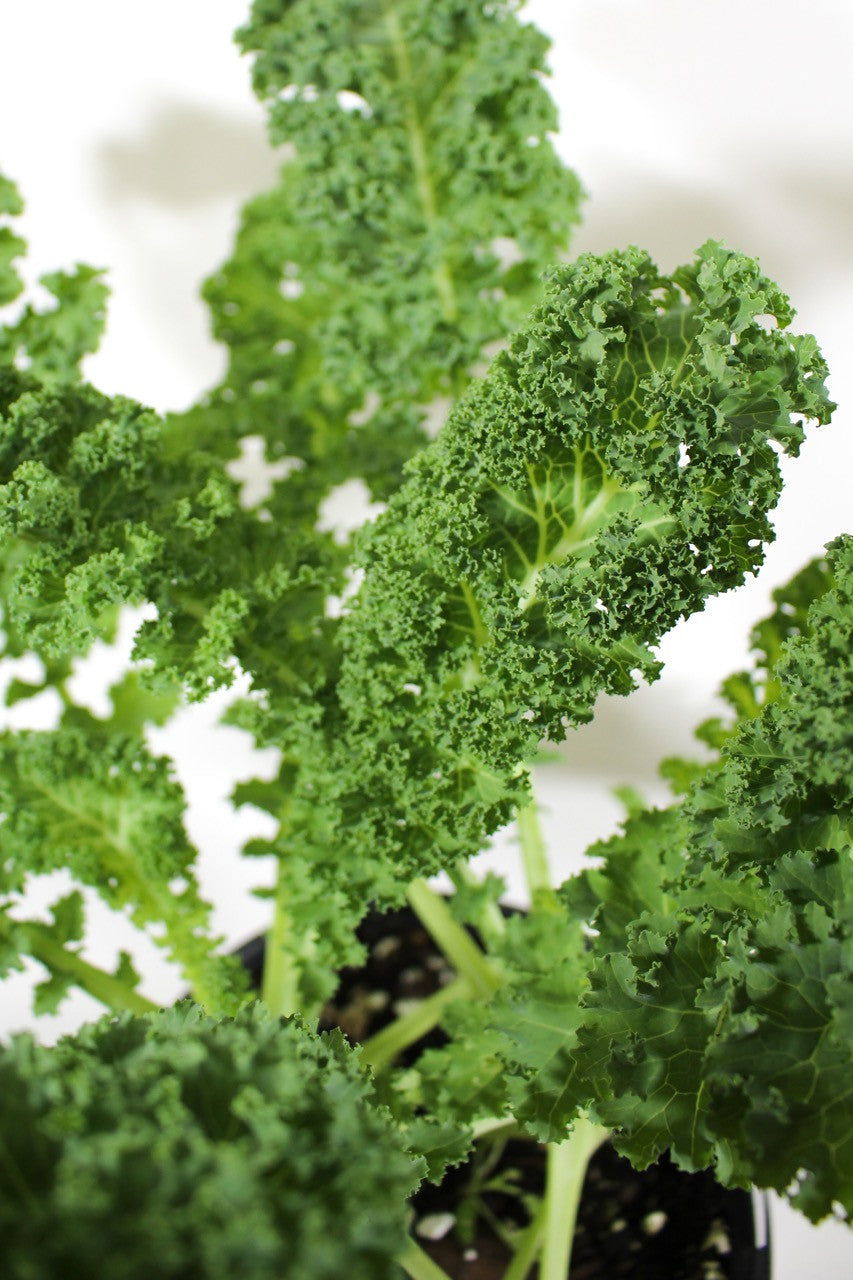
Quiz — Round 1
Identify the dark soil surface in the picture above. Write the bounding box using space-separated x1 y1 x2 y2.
236 906 768 1280
413 1138 761 1280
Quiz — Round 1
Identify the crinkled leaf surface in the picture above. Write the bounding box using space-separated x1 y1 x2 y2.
0 1003 423 1280
545 538 853 1221
181 0 581 499
0 686 244 1014
252 242 832 995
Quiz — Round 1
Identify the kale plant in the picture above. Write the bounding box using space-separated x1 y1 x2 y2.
0 3 848 1278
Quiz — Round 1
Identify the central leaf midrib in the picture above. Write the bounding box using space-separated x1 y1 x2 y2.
382 0 458 323
28 772 226 1003
514 472 626 611
28 775 184 938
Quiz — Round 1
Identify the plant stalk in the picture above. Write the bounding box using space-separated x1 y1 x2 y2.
406 878 502 997
17 921 158 1015
261 862 302 1018
470 1115 518 1142
397 1238 454 1280
539 1120 610 1280
502 1195 548 1280
516 796 558 908
360 975 472 1072
382 0 458 324
448 860 507 946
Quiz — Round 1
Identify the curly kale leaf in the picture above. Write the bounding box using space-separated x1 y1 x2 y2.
684 548 838 757
0 1003 423 1280
0 369 340 701
0 892 153 1019
0 181 270 698
0 173 107 383
275 243 831 939
0 684 245 1016
551 537 852 1221
0 367 250 690
0 174 26 307
183 0 581 502
0 265 109 387
0 377 166 659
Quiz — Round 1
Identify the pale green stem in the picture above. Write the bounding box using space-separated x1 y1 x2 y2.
502 1195 548 1280
470 1115 518 1142
18 921 159 1015
261 862 303 1018
406 878 501 997
397 1238 454 1280
516 797 557 907
360 975 473 1073
539 1120 610 1280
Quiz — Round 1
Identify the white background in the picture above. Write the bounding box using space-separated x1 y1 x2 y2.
0 2 851 1275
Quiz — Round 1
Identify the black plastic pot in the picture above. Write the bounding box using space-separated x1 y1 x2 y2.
236 907 771 1280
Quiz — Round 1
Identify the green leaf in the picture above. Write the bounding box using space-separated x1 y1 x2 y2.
3 266 109 385
704 922 853 1220
575 918 729 1171
0 900 157 1017
183 0 582 498
0 172 26 307
106 669 182 734
0 710 244 1014
0 382 165 660
276 242 833 945
411 1003 510 1129
548 538 853 1220
48 890 85 946
486 911 591 1141
114 950 142 991
0 173 108 380
33 970 76 1017
407 910 593 1144
401 1114 474 1182
0 1004 424 1280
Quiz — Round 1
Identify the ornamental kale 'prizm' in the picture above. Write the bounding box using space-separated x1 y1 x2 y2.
287 242 832 910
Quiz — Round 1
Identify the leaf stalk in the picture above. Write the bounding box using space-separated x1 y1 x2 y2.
16 920 158 1015
406 878 502 997
397 1237 455 1280
539 1120 609 1280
